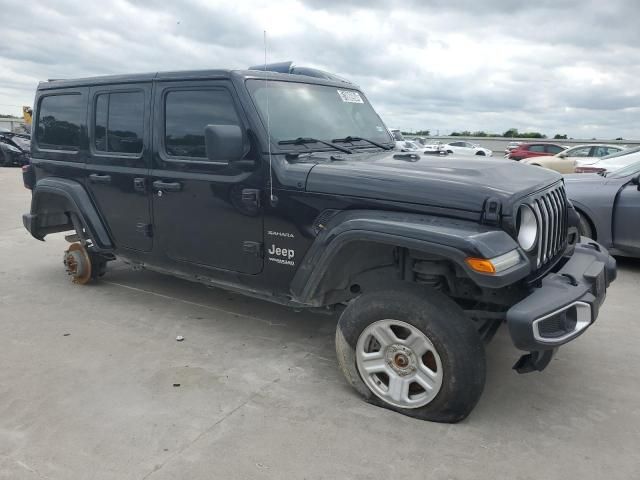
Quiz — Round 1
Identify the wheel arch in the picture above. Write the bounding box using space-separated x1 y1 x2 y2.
290 210 529 306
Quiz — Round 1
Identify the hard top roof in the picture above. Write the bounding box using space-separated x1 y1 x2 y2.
38 68 358 91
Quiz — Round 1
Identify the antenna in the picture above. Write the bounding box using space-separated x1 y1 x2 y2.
264 30 275 203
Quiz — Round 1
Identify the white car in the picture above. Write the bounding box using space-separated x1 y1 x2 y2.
444 141 492 157
573 145 630 170
575 147 640 173
395 140 421 152
521 144 625 174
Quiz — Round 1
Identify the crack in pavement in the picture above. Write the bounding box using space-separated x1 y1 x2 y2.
140 376 281 480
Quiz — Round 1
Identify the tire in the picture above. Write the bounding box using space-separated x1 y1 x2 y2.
577 211 594 239
475 151 486 156
335 286 486 423
446 150 453 155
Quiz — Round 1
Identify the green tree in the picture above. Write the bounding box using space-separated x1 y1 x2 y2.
553 134 568 140
503 128 519 138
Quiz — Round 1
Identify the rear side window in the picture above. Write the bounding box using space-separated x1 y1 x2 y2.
165 89 240 159
37 94 84 150
547 145 564 154
528 145 546 152
95 91 144 154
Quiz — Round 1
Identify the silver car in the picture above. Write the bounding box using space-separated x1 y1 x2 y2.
565 160 640 257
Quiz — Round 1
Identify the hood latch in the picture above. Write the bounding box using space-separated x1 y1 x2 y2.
482 197 502 225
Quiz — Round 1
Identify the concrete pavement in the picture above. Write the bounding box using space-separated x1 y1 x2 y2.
0 167 639 479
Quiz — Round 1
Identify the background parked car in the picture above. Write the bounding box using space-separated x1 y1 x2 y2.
507 142 565 161
443 141 492 156
521 144 625 174
504 141 523 155
575 147 640 174
565 159 640 257
0 128 30 166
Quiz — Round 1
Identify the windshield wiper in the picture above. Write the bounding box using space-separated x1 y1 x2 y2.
332 136 392 150
278 137 353 154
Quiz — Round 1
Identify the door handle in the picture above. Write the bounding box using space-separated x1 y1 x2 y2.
89 173 111 184
152 180 182 192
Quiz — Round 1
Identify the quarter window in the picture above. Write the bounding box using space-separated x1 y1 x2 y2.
94 91 144 154
165 89 240 159
37 94 84 150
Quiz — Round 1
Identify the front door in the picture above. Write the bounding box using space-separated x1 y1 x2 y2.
613 179 640 255
150 80 263 274
86 84 152 251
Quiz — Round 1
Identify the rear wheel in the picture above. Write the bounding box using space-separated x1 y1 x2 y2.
335 287 486 423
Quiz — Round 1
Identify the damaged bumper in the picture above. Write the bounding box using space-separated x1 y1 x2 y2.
507 239 617 373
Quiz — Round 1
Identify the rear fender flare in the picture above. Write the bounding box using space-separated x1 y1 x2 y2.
28 177 113 250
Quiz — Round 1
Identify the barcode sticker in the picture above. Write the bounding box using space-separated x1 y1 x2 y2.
337 89 364 103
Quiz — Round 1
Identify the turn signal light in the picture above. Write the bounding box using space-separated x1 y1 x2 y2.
465 257 496 274
465 250 522 275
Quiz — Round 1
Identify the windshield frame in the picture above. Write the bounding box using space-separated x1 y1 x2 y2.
244 77 394 154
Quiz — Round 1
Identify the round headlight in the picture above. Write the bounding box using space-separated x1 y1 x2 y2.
517 204 538 251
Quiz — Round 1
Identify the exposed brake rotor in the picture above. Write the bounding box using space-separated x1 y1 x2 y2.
63 243 92 284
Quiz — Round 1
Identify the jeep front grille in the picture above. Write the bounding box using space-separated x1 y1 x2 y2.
527 184 568 268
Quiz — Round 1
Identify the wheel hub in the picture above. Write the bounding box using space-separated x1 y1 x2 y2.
63 243 92 284
385 344 416 376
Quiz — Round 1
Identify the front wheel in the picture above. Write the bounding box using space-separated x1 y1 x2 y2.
577 211 594 239
475 151 486 156
335 287 486 423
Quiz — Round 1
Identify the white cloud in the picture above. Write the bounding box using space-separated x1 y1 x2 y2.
0 0 638 138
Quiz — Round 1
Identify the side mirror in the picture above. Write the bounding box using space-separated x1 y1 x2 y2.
558 153 567 158
632 173 640 190
204 125 246 163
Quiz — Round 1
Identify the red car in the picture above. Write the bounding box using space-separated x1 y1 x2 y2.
507 142 566 161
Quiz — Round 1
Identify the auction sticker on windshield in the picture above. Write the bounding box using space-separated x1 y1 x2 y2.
337 89 364 103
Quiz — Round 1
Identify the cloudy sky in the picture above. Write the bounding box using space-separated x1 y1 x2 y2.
1 0 639 138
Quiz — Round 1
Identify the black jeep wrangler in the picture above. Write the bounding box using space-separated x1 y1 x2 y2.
22 64 616 423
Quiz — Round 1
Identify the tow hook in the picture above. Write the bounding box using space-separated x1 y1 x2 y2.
513 349 556 374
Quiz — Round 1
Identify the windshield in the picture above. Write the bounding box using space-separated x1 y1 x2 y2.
247 80 392 148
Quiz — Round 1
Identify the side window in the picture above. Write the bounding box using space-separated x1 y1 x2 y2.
37 94 84 150
94 91 144 155
568 146 591 157
165 89 240 159
547 145 564 154
529 145 545 153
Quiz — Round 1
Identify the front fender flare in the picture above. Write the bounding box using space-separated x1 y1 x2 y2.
291 210 530 305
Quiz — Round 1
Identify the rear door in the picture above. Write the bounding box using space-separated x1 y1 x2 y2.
150 80 264 274
87 84 152 251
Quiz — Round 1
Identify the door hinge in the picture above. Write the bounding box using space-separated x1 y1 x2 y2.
136 222 153 237
242 241 263 257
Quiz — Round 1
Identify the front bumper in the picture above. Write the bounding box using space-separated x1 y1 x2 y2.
506 239 616 371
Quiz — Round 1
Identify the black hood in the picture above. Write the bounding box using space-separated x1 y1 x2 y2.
305 152 561 213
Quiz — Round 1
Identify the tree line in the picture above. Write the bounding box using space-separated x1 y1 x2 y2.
401 128 575 140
